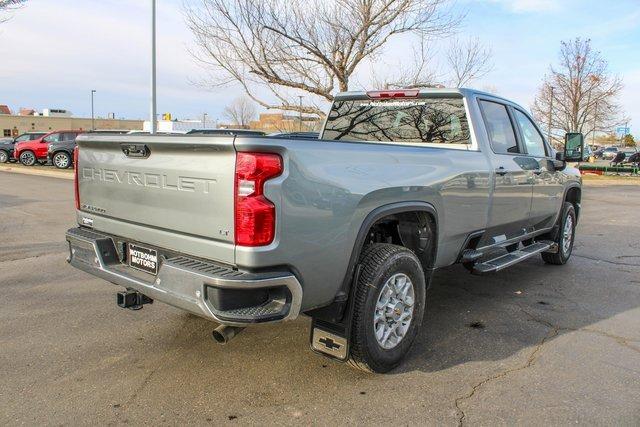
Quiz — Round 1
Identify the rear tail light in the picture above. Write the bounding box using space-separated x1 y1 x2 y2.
234 152 283 246
366 89 420 99
73 146 80 210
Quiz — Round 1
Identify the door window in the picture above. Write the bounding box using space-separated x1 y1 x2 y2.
513 109 547 157
479 100 519 154
43 133 61 143
61 132 77 141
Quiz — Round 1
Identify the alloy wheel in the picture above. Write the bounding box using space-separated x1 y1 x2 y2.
53 153 70 169
373 273 415 349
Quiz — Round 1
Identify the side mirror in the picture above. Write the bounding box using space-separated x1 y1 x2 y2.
564 132 584 162
553 151 566 170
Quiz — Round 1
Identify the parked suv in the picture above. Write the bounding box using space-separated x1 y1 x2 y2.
0 132 46 163
14 130 83 166
48 130 123 168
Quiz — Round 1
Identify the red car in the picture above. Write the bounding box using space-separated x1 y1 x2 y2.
14 130 83 166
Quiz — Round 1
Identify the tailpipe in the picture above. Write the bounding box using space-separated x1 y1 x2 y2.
212 325 245 344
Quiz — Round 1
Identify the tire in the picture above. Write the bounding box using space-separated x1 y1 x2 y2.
0 150 8 163
52 151 72 169
541 202 576 265
348 243 426 373
19 150 36 166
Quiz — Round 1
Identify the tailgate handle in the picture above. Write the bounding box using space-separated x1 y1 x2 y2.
121 144 150 158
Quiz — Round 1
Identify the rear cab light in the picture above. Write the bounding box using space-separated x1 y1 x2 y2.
234 152 283 246
366 89 420 99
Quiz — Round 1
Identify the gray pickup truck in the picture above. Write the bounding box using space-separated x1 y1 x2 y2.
66 88 582 373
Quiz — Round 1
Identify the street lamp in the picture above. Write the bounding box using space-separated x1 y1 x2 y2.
150 0 157 134
91 89 96 130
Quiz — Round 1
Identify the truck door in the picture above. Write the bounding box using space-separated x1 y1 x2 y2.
477 100 534 246
511 108 563 231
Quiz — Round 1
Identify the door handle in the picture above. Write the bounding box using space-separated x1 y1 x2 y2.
495 167 508 176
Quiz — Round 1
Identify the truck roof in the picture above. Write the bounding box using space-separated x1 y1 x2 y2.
333 87 527 113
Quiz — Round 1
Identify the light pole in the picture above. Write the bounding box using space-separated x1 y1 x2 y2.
91 89 96 130
298 95 303 131
547 86 554 144
150 0 157 134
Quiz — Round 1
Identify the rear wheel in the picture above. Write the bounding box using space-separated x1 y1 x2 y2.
0 150 8 163
19 150 36 166
542 202 576 265
52 151 71 169
348 243 426 373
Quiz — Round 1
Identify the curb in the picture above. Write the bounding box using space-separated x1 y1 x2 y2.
0 164 73 180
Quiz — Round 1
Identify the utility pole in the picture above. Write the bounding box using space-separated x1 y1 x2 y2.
90 89 96 130
150 0 157 134
298 96 303 132
547 86 554 144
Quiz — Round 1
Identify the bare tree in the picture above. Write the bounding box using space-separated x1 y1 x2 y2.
445 37 492 87
370 36 492 89
371 35 441 89
532 38 626 143
185 0 459 116
222 96 257 127
0 0 26 23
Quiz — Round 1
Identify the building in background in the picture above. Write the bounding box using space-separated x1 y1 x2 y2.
249 112 321 133
142 118 218 133
42 108 72 117
19 108 36 116
0 105 11 115
0 114 144 138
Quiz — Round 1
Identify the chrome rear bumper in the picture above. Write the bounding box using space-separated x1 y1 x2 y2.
65 227 302 326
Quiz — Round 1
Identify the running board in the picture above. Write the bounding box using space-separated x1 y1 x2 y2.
472 241 556 275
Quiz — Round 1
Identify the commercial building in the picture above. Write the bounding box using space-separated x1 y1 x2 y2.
249 112 321 133
0 114 144 137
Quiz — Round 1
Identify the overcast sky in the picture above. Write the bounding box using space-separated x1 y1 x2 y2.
0 0 638 136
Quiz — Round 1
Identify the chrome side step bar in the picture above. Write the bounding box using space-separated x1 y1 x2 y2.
472 241 556 275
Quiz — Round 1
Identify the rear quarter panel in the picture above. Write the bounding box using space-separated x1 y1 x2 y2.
234 137 492 310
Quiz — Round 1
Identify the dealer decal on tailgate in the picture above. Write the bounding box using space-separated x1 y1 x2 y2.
128 244 159 275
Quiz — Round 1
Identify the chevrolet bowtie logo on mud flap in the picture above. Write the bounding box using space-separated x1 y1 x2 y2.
311 328 348 360
319 337 342 350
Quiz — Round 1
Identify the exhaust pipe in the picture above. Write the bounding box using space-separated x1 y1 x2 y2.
212 325 245 344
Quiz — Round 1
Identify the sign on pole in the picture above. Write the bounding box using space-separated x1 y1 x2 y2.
616 126 630 137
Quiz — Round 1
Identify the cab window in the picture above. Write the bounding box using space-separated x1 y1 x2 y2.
479 100 519 154
513 109 547 157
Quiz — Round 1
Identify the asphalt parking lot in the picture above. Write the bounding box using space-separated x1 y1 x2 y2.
1 171 639 425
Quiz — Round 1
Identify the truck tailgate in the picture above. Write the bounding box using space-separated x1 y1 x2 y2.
76 135 236 263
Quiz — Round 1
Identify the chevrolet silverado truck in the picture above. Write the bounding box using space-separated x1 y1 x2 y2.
66 88 583 373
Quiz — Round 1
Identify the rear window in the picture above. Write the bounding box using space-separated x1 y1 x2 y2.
322 97 470 145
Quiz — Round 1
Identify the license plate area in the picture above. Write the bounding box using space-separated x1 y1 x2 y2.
127 243 159 275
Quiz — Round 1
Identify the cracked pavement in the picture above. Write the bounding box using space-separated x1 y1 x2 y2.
1 172 639 425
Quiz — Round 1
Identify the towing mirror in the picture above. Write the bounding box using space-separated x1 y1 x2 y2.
564 132 584 162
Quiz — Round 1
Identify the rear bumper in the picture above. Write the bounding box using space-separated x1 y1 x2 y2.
65 227 303 326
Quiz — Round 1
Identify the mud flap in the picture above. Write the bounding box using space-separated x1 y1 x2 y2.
310 319 349 361
308 265 364 362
